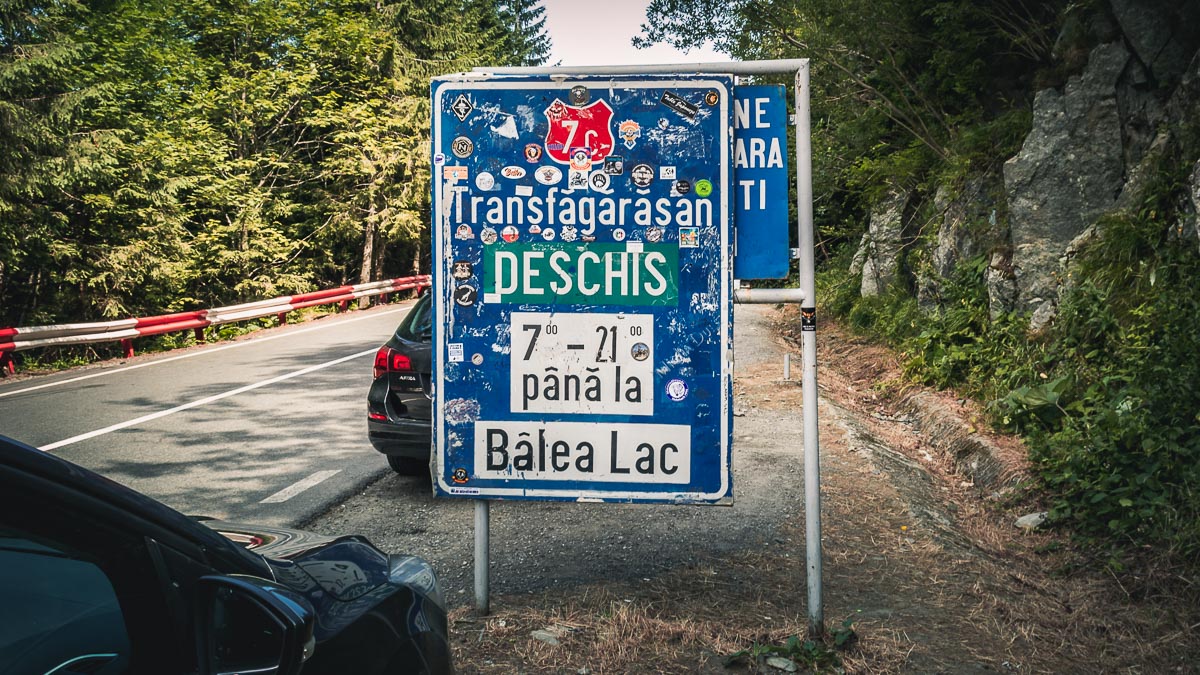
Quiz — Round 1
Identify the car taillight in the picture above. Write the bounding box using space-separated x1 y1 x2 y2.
373 346 412 379
373 347 389 378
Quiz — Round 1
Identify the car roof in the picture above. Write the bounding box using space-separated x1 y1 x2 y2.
0 434 271 576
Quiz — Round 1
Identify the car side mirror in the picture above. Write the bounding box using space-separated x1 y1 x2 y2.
196 575 316 675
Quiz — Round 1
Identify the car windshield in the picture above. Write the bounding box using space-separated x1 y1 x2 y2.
395 293 433 342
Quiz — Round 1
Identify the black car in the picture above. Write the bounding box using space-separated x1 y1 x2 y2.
0 434 452 674
368 291 434 475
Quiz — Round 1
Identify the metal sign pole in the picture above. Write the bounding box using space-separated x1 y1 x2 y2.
795 61 823 636
475 500 490 614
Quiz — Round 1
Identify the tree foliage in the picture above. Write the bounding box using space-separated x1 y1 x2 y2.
640 0 1062 246
720 2 1200 559
496 0 553 67
0 0 548 325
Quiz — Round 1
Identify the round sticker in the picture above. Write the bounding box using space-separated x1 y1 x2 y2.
631 163 653 188
452 468 469 484
501 166 526 179
541 228 556 241
704 90 719 106
471 353 484 365
666 379 689 402
501 225 519 243
569 85 590 105
590 171 611 191
560 225 578 243
433 153 446 165
675 179 691 195
480 227 498 245
475 171 495 191
631 342 649 361
524 144 543 163
612 228 626 242
645 226 664 243
695 179 713 197
536 166 563 185
453 285 477 307
451 136 473 158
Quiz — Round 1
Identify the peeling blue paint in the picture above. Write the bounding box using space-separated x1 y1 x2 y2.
431 75 735 504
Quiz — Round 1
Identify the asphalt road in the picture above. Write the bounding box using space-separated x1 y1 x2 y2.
0 301 419 527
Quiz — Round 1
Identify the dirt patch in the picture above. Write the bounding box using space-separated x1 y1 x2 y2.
800 308 1030 497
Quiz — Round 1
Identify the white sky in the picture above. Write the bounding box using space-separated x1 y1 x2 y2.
542 0 724 67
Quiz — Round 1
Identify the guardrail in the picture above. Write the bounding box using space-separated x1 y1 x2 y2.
0 275 430 375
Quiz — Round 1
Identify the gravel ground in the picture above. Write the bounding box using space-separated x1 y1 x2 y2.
304 303 806 605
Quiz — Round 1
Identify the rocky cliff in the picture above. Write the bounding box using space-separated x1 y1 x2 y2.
854 0 1200 328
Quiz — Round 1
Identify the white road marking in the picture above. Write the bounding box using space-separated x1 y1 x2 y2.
38 348 377 451
0 304 412 400
260 470 342 503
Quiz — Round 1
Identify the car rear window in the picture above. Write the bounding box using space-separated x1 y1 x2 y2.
395 293 433 342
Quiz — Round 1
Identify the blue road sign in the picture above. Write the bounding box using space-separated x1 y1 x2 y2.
733 85 790 280
430 75 734 504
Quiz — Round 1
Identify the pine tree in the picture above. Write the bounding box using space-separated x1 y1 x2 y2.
496 0 552 67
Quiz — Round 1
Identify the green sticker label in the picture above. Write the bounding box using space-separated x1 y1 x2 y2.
694 179 713 197
485 242 678 306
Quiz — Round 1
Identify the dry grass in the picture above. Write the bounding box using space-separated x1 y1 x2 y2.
448 544 911 674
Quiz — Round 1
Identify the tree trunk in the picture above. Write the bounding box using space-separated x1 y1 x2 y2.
372 228 386 281
360 186 377 285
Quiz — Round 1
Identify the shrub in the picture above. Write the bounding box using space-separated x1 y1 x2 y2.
824 197 1200 559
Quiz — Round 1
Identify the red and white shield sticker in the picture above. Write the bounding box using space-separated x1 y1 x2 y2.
543 99 615 165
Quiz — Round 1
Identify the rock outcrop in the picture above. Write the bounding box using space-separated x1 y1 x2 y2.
917 172 1006 311
1003 41 1129 325
858 189 912 296
877 1 1200 326
1189 160 1200 251
1109 0 1200 85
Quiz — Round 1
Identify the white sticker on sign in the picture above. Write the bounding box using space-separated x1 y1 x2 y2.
448 343 464 362
510 312 654 416
474 420 690 483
